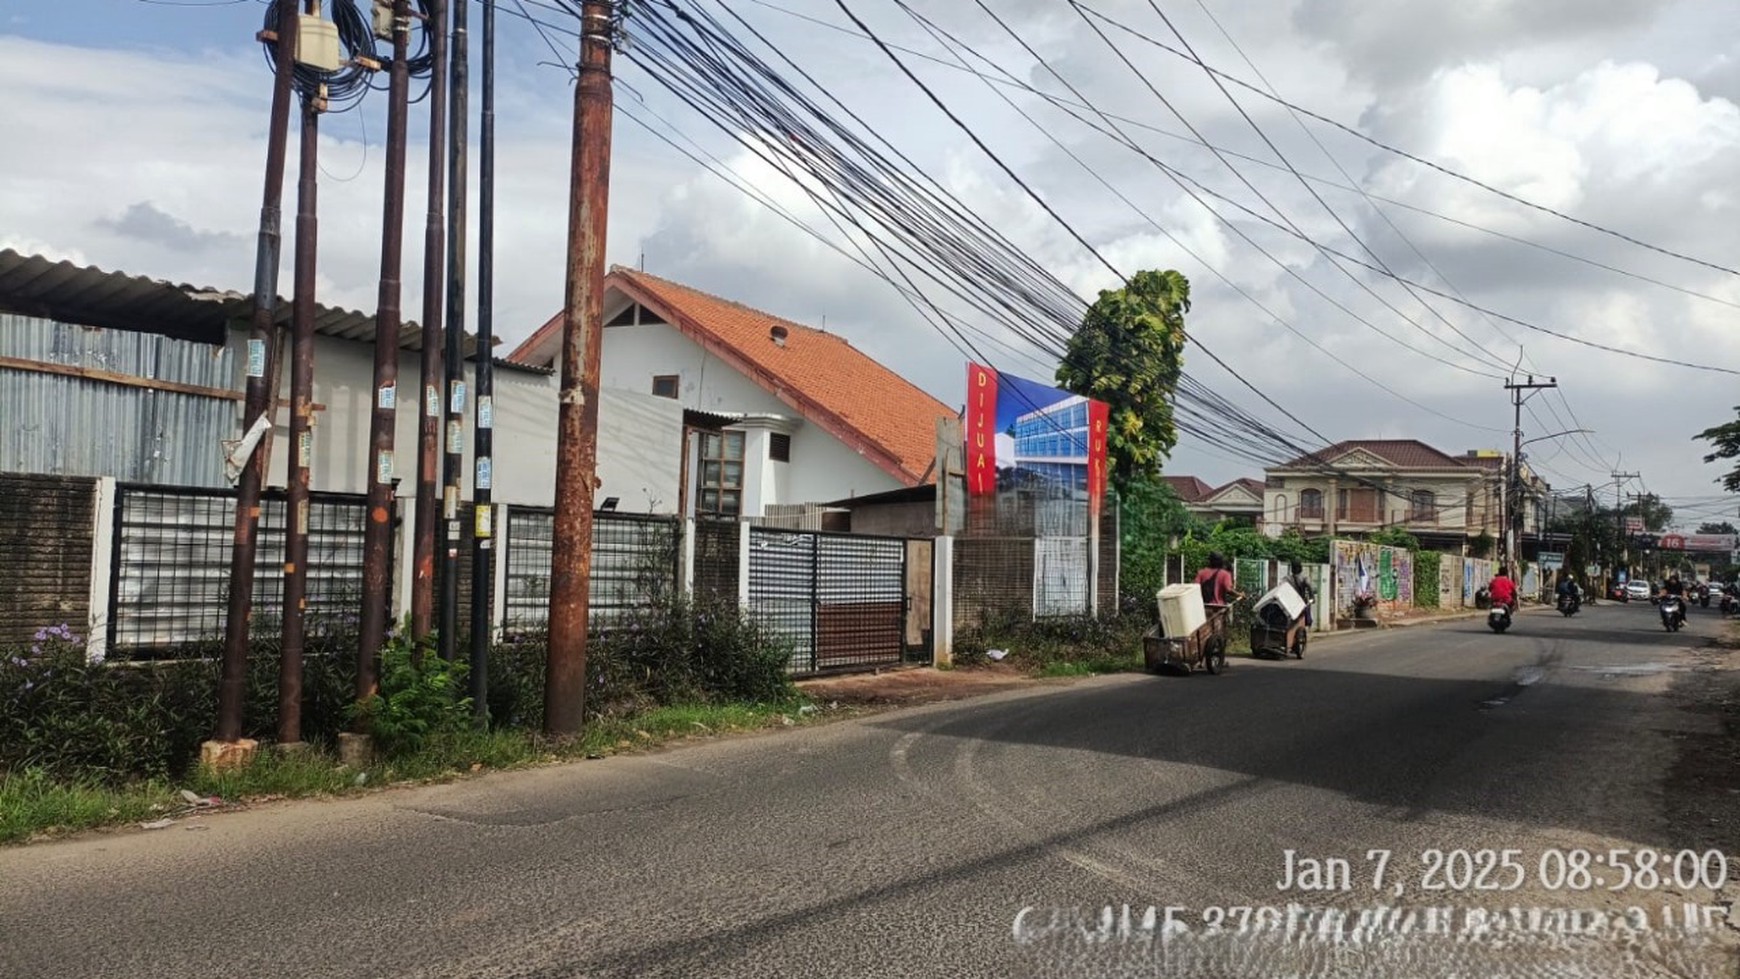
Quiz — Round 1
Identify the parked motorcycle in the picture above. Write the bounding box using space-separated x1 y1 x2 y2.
1557 592 1580 617
1660 595 1686 632
1488 603 1513 633
1721 591 1737 617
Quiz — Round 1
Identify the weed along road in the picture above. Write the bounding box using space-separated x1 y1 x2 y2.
4 604 1739 978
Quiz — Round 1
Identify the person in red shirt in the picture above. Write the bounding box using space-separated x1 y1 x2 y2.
1195 552 1243 611
1488 566 1517 610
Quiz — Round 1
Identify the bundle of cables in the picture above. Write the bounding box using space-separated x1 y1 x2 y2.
260 0 382 112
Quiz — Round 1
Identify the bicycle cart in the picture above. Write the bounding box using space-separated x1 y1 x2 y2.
1143 604 1231 676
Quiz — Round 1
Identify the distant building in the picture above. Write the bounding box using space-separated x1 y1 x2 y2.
1011 395 1090 496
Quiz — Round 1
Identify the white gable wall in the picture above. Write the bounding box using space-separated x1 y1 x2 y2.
592 321 904 512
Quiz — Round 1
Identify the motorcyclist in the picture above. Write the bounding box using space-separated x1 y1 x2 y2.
1663 574 1686 600
1488 566 1517 612
1556 573 1580 610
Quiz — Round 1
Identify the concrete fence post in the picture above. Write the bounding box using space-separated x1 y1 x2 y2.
681 517 696 596
392 493 416 628
932 535 954 668
85 476 118 663
492 504 510 638
737 519 752 607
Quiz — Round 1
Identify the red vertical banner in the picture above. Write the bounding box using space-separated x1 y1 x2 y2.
965 363 999 496
1087 399 1110 521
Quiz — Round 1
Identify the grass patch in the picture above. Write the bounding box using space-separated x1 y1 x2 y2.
0 770 173 845
955 614 1151 675
2 699 823 845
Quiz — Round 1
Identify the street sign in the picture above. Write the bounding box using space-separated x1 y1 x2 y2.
1539 552 1564 570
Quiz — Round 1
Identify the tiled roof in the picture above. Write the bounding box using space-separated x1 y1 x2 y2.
1212 477 1267 500
509 268 954 486
1280 439 1474 471
1163 475 1215 502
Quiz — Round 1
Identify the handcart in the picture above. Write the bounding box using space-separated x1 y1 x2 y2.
1249 581 1310 659
1143 588 1230 676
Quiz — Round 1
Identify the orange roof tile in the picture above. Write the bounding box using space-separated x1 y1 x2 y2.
510 268 955 487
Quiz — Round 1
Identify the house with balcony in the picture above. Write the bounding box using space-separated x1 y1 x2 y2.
1262 440 1545 554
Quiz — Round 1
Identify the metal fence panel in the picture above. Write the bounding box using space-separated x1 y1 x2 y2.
814 533 904 672
747 528 816 673
692 518 740 601
502 509 679 633
1034 537 1090 617
110 484 371 651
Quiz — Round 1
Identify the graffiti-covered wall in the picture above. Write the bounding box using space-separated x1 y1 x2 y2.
1331 540 1414 619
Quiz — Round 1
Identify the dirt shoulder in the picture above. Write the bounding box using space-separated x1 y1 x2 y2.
795 663 1049 708
1662 626 1740 853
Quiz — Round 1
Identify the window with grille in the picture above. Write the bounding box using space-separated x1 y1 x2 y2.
1299 488 1324 518
651 374 679 399
1410 489 1437 522
770 432 791 463
698 431 745 517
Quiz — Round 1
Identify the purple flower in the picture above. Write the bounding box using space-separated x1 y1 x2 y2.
30 644 42 656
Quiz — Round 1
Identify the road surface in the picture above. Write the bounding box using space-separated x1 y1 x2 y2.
3 601 1737 977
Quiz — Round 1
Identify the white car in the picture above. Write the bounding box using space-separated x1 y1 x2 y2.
1624 580 1652 601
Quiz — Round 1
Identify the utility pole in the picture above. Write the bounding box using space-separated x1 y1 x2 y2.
439 0 470 663
280 11 325 749
469 0 497 724
358 0 412 708
212 0 299 760
413 0 449 644
1613 471 1640 580
545 0 617 737
1504 375 1557 574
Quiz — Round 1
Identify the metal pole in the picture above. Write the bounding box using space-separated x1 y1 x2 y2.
413 0 449 644
216 0 299 746
280 64 322 748
469 0 496 723
358 0 412 703
544 0 615 737
440 0 469 662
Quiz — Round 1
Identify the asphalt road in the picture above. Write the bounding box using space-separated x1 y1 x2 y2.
4 601 1738 978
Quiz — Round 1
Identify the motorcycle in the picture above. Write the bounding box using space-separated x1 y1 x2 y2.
1698 585 1711 609
1557 592 1580 617
1722 593 1737 617
1488 602 1513 633
1660 595 1686 632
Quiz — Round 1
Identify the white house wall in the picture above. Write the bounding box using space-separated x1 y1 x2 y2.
593 322 904 509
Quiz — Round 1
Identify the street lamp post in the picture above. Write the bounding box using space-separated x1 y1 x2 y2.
1507 429 1594 576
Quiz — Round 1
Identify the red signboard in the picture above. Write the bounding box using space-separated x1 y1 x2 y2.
965 364 998 495
1088 399 1110 522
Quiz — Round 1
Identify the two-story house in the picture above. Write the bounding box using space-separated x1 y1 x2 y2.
509 267 955 520
1164 475 1266 528
1262 439 1545 554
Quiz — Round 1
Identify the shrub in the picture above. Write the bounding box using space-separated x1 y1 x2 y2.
954 611 1146 672
349 630 471 757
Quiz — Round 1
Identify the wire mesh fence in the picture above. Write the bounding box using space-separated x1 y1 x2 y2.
501 508 680 634
692 517 740 601
745 527 906 674
109 483 374 653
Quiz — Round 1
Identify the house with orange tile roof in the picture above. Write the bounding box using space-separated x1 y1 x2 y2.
508 267 956 520
1164 475 1267 528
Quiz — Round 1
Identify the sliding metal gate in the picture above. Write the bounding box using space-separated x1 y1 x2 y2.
747 527 907 675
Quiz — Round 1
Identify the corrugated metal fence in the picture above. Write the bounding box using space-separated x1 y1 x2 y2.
501 508 680 634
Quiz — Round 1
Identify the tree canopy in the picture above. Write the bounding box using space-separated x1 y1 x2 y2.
1696 409 1740 493
1056 269 1188 487
1698 522 1738 535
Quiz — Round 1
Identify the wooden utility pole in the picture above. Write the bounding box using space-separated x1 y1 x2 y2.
544 0 617 737
413 0 449 643
440 0 470 663
358 0 413 706
280 24 325 748
470 0 497 724
212 0 299 758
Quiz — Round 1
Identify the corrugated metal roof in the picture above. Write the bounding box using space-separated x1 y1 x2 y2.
0 249 549 374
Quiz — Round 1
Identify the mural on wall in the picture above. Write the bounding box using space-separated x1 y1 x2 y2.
1332 540 1413 618
1439 554 1461 608
1463 558 1496 605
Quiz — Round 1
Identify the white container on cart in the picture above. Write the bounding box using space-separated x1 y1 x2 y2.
1158 583 1207 638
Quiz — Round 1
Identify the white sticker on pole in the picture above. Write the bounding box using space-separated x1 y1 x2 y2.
443 485 458 519
297 431 312 468
478 395 493 430
425 384 440 418
247 339 267 378
447 420 463 454
378 382 396 410
476 456 492 490
376 449 394 484
450 380 466 414
475 505 493 539
296 498 309 536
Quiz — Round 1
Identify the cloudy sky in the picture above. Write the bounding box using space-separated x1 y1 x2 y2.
3 0 1738 526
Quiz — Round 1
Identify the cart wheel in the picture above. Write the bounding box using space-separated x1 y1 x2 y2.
1203 636 1227 675
1292 631 1307 659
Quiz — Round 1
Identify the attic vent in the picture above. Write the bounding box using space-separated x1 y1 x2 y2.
770 325 788 347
